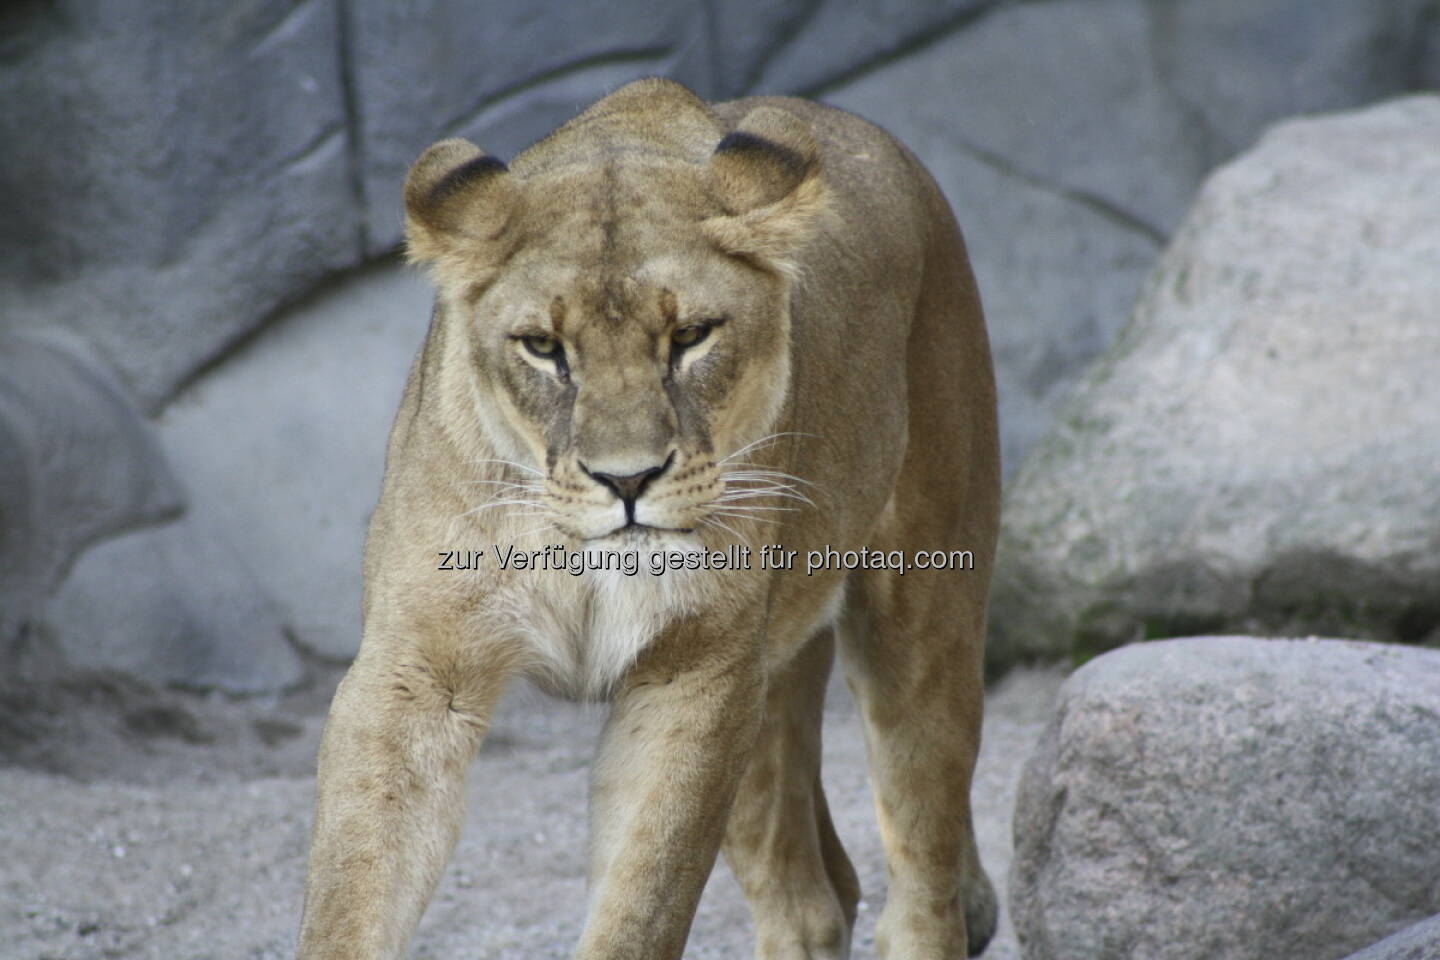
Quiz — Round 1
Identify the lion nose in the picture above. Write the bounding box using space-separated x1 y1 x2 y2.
582 454 672 516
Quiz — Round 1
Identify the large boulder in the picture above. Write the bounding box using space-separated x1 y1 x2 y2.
156 261 433 660
0 0 362 408
2 259 429 690
822 0 1440 475
1010 637 1440 960
0 331 182 649
989 95 1440 669
1340 914 1440 960
0 330 301 694
39 513 303 694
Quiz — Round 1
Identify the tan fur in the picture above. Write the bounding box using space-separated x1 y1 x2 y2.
297 77 1000 960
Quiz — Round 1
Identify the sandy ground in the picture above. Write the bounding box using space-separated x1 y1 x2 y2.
0 660 1063 960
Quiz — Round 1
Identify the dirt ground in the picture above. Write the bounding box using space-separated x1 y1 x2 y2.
0 659 1063 960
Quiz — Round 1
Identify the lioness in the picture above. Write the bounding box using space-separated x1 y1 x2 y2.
297 77 999 960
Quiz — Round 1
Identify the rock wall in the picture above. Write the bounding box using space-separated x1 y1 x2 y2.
0 0 359 410
823 0 1439 471
2 1 1437 688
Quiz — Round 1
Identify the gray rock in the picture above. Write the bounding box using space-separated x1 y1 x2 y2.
1010 636 1440 960
156 260 433 660
0 330 300 694
0 0 361 407
1341 913 1440 960
0 330 182 648
989 95 1440 669
40 514 302 694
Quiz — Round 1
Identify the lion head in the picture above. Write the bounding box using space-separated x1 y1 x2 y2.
403 79 828 544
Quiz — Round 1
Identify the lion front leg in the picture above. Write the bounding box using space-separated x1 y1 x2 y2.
722 627 858 960
578 618 765 960
296 635 514 960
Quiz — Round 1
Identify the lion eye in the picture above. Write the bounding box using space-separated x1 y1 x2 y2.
672 323 713 350
522 334 561 359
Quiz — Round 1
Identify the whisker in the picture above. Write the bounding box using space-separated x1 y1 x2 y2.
465 480 545 496
717 484 811 499
709 503 797 513
721 477 807 490
700 515 749 543
459 498 545 518
471 457 544 477
724 468 820 490
718 498 812 512
710 510 782 525
718 432 819 464
717 487 815 508
466 479 543 488
474 493 546 507
710 504 784 517
723 473 819 493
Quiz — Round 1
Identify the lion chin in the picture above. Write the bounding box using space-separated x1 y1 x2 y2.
297 76 1001 960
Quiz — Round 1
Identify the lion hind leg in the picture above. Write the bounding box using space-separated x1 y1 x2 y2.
838 566 997 959
721 627 858 960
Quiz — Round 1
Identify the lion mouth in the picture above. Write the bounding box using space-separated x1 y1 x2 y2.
587 521 695 542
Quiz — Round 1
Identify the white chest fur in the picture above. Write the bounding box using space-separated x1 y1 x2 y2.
490 551 714 701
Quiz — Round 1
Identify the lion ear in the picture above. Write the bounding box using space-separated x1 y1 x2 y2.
703 107 827 278
403 138 520 277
